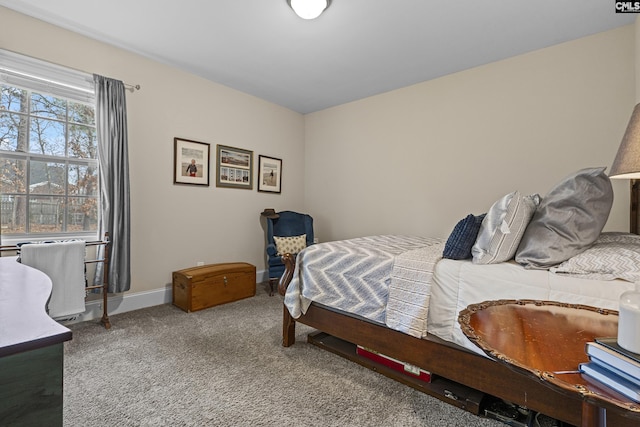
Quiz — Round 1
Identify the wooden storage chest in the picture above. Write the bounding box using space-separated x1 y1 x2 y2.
172 262 256 312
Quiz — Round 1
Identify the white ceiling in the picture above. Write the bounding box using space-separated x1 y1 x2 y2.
0 1 635 114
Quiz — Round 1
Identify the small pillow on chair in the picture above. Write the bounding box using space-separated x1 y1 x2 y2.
273 234 307 256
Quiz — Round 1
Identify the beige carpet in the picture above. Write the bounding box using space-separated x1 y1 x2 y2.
63 287 504 426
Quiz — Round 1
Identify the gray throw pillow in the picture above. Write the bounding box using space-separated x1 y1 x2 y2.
471 191 540 265
515 167 613 269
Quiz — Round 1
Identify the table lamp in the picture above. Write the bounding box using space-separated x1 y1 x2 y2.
610 102 640 354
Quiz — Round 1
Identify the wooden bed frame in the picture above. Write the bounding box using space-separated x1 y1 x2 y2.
277 254 638 427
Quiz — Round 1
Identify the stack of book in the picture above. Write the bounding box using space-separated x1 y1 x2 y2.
579 337 640 402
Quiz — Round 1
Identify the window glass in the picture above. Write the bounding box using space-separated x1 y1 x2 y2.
69 101 95 125
0 83 97 237
29 195 64 233
30 161 66 194
1 195 26 233
29 117 66 156
68 163 98 196
30 93 66 120
0 112 24 151
67 196 98 232
69 123 97 159
0 158 26 193
0 85 27 113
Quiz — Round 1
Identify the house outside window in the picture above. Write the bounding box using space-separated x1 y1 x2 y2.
0 50 98 240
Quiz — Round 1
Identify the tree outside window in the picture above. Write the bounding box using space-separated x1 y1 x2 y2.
0 84 98 236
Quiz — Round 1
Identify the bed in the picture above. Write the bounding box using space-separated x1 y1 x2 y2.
276 168 640 427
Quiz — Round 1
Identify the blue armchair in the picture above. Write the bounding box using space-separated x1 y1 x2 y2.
265 210 314 295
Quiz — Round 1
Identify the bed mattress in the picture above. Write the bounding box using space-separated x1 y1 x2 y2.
428 259 635 355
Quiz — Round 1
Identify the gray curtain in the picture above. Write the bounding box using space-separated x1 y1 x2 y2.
93 74 131 293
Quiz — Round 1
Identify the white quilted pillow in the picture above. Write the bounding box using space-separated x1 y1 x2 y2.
273 234 307 256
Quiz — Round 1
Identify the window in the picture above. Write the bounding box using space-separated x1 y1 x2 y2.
0 50 98 239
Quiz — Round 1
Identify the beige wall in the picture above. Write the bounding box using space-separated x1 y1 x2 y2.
304 25 635 242
1 7 637 301
1 7 306 294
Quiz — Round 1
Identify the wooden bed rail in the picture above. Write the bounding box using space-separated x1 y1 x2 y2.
0 233 112 329
278 253 297 348
277 253 296 297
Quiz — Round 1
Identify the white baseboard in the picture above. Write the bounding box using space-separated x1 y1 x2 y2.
64 268 269 325
71 285 173 325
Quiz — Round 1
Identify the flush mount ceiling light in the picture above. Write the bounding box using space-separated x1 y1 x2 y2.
288 0 331 20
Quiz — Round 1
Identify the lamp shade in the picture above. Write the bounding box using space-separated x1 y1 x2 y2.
288 0 330 20
610 103 640 179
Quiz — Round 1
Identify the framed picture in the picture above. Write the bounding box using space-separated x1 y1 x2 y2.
216 144 253 189
174 138 210 186
257 155 282 194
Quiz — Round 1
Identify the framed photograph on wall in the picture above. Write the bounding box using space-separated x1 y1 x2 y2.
174 137 210 186
257 155 282 194
216 144 253 189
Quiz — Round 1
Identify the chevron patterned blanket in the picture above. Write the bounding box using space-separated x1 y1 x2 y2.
283 235 445 337
550 232 640 282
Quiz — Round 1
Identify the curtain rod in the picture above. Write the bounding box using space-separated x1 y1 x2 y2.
1 48 141 93
124 83 141 93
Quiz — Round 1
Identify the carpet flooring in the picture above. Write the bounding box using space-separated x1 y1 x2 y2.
63 286 504 426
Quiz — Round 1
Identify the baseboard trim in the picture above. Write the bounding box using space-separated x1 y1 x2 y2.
70 286 173 325
65 268 268 326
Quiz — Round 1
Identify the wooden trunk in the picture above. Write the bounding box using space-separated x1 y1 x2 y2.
172 262 256 312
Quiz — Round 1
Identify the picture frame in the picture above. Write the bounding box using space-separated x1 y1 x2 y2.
174 137 210 186
257 155 282 194
216 144 253 189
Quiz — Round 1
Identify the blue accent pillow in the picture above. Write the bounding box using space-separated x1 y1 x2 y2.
443 214 486 260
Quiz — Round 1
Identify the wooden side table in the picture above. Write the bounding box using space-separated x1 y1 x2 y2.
459 299 640 427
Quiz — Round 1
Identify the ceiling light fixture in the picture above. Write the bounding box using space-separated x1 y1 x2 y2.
288 0 331 20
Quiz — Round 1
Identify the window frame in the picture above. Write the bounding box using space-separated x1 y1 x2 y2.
0 50 99 243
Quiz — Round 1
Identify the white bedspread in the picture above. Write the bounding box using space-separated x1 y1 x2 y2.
427 259 636 356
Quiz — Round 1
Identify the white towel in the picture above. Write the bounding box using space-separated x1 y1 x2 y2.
20 240 86 319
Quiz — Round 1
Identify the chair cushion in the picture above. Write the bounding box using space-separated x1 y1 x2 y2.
273 234 307 256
